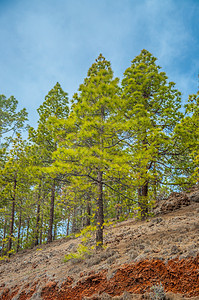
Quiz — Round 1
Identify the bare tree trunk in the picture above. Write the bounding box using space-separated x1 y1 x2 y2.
96 104 105 250
96 171 104 250
1 217 7 256
35 203 40 246
8 177 17 253
21 225 24 248
16 208 22 252
80 205 84 229
142 183 148 217
35 184 41 246
40 214 43 245
66 214 70 236
86 194 91 226
26 217 30 242
47 180 55 243
72 206 78 233
53 223 57 240
138 182 148 220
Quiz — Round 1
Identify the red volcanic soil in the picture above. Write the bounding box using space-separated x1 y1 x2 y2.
1 256 199 299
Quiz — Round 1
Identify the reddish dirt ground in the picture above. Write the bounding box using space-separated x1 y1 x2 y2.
1 256 199 299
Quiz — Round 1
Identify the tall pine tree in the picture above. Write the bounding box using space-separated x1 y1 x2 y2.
29 82 69 243
52 55 125 249
121 49 182 218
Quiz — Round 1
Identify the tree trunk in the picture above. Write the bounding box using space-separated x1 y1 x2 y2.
138 182 148 220
1 217 7 256
47 180 55 243
86 194 91 226
96 171 104 250
21 225 24 248
71 206 78 233
53 223 57 240
26 217 30 242
142 183 149 217
40 214 43 245
66 215 70 236
8 178 17 253
16 208 22 252
35 184 41 246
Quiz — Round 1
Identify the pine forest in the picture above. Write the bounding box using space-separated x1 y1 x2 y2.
0 50 198 256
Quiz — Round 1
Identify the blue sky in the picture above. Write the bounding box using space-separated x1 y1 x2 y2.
0 0 199 128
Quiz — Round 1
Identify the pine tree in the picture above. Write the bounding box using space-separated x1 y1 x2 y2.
0 94 28 140
52 54 125 249
29 82 69 243
0 134 30 253
121 49 182 218
174 91 199 185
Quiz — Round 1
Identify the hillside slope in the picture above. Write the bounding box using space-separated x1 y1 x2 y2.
0 187 199 300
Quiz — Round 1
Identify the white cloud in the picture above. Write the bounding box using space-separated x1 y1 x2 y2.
0 0 198 126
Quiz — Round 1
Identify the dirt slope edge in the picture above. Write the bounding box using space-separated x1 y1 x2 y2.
0 256 199 299
0 187 199 299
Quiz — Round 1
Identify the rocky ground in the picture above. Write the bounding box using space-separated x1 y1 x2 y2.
0 186 199 299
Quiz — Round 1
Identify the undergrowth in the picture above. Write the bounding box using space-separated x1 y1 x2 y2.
64 222 113 262
63 225 96 262
149 283 166 300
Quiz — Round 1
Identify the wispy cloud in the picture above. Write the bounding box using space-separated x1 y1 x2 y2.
0 0 198 127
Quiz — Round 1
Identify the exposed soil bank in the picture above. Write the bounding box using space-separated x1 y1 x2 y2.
1 256 199 299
